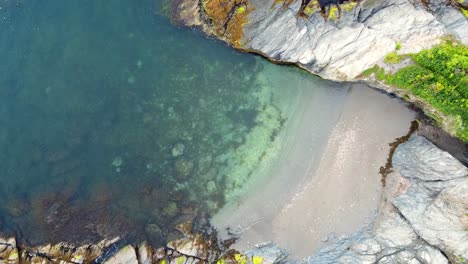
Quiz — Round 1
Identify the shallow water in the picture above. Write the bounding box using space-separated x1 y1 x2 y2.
213 85 415 259
0 0 352 245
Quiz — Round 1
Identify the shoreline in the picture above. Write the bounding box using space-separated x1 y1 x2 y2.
171 0 468 145
0 84 463 263
211 83 416 259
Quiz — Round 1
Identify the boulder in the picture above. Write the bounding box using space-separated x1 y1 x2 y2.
243 242 288 264
103 246 138 264
138 242 153 264
303 211 448 264
392 135 467 181
167 234 210 260
392 135 468 262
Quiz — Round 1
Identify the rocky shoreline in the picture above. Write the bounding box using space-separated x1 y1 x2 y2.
1 0 467 263
171 0 467 140
1 134 466 263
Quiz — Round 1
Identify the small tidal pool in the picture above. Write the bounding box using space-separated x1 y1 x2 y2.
0 0 350 246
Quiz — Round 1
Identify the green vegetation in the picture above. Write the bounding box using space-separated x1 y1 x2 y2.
342 2 357 11
362 41 468 141
396 42 402 50
328 6 338 20
461 7 468 18
384 51 405 64
455 255 467 264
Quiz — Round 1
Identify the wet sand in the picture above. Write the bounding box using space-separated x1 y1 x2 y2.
212 82 415 259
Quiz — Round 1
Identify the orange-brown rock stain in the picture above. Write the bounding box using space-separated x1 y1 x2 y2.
202 0 252 48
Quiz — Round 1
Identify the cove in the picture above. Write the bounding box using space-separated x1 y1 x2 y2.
0 0 414 256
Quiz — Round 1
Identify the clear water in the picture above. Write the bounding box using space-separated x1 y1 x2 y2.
0 0 348 246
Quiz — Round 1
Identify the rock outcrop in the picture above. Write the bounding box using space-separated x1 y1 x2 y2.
0 228 286 264
0 135 464 262
173 0 468 140
174 0 467 81
295 135 468 264
0 237 119 264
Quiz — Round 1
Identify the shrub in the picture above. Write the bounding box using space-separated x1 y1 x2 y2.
396 42 402 50
384 51 405 64
386 41 468 141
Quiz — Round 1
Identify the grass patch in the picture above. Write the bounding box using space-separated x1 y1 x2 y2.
384 51 405 64
360 41 468 141
304 0 319 15
386 41 468 141
361 65 380 77
396 42 402 50
328 6 338 20
342 2 357 11
461 7 468 18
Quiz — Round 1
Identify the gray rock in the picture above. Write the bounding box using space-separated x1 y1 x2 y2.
243 242 288 264
393 178 468 262
172 143 185 157
138 242 152 264
393 135 468 181
103 246 138 264
300 211 448 264
428 0 468 43
241 0 449 80
177 0 467 81
290 135 465 264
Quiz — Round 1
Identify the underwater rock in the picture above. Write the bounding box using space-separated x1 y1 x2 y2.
197 155 213 174
162 202 179 217
174 158 194 179
206 180 217 194
46 148 70 163
112 156 123 167
171 142 185 157
88 180 115 206
145 223 163 238
5 198 30 217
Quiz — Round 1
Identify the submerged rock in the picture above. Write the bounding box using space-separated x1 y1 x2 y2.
174 158 194 179
172 142 185 157
162 202 179 217
145 223 163 238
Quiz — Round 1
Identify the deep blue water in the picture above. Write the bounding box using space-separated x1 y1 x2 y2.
0 0 347 246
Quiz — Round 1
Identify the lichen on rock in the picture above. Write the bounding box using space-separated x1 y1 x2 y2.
201 0 252 47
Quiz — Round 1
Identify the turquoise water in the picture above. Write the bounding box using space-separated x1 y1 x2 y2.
0 0 347 246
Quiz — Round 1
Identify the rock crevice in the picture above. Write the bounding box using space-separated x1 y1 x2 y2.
300 135 467 264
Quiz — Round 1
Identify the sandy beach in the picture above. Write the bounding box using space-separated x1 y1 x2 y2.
212 82 415 259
